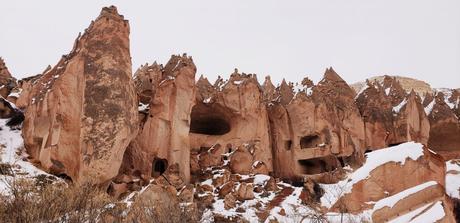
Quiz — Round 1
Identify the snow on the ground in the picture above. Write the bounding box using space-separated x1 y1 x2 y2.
325 210 372 223
435 88 459 109
385 87 391 96
0 118 52 195
446 160 460 199
320 142 424 208
201 172 276 222
387 202 432 223
389 200 445 223
392 98 407 114
424 99 435 115
265 187 314 223
373 181 437 211
138 102 149 111
355 85 369 99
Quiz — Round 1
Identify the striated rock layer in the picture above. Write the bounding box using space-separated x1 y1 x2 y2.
22 6 138 185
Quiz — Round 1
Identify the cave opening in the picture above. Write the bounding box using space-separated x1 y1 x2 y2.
298 156 340 175
151 158 168 178
190 104 232 135
300 135 322 149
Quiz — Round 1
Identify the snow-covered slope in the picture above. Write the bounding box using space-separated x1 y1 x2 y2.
0 118 53 195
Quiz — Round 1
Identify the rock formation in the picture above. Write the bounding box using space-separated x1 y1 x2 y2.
0 58 17 99
423 90 460 159
3 4 460 222
119 54 196 184
21 6 138 185
330 143 445 213
191 69 272 176
351 75 433 96
267 68 365 183
355 76 430 150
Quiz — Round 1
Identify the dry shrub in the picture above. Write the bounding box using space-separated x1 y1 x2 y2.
0 176 200 223
0 177 117 223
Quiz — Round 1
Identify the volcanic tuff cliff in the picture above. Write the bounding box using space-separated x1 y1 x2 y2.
20 6 138 185
1 5 459 222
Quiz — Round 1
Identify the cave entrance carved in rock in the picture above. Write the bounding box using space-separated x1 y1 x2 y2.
300 134 322 149
151 158 168 178
189 103 232 136
297 156 341 175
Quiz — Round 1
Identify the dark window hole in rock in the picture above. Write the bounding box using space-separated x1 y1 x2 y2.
151 158 168 178
300 135 322 149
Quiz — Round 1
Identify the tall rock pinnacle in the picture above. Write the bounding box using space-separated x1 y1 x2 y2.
22 6 138 185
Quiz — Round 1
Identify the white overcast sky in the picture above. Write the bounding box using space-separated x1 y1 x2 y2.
1 0 459 88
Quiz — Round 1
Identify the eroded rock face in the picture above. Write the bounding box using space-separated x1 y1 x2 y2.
191 69 272 176
22 6 138 185
355 76 430 150
424 91 460 159
332 145 445 213
267 68 365 182
119 54 197 183
0 58 17 99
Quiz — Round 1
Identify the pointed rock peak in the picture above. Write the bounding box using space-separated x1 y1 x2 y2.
262 75 274 87
0 57 12 78
301 77 314 88
320 66 346 84
280 78 290 88
197 74 211 85
407 89 418 101
98 5 124 20
163 54 196 77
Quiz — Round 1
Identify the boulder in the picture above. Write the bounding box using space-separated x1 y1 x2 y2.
331 143 445 213
236 182 254 201
219 181 235 198
22 6 138 185
224 193 237 210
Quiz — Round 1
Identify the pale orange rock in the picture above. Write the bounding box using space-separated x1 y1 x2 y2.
423 91 460 159
268 68 365 182
119 54 197 183
356 76 430 150
22 6 138 185
0 57 16 98
332 147 445 213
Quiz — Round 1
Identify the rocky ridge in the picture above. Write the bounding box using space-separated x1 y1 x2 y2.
0 5 459 223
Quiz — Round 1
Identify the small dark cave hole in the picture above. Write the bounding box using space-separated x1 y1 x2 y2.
151 158 168 178
300 135 321 149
